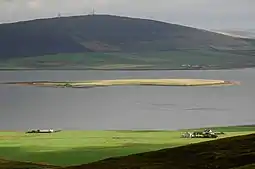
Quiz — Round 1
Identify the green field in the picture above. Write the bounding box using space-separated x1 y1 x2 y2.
1 49 255 70
0 126 254 167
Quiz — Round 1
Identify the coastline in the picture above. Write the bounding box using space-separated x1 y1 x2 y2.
0 66 254 71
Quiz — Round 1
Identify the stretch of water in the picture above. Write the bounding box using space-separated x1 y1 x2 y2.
0 69 254 130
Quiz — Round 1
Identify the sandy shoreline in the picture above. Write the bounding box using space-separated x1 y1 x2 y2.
4 79 240 88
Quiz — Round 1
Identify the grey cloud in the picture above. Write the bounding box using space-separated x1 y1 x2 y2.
0 0 254 29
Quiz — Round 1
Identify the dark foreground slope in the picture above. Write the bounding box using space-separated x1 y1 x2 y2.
65 134 255 169
0 159 58 169
0 15 254 59
231 164 255 169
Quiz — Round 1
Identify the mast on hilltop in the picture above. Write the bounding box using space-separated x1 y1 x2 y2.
89 8 95 15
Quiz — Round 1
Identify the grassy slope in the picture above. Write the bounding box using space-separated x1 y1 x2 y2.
2 49 255 70
66 133 255 169
0 126 254 167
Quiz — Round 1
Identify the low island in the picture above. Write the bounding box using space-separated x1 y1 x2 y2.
5 79 240 88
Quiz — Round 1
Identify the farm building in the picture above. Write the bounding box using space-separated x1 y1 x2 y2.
26 129 61 133
181 129 224 138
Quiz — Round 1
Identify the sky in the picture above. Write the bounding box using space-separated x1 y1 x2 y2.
0 0 254 30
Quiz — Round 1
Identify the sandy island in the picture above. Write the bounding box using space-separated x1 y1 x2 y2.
4 79 240 88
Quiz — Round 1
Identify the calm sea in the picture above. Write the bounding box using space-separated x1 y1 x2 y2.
0 69 254 130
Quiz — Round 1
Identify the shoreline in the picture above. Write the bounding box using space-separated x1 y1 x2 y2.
1 124 253 133
0 66 254 71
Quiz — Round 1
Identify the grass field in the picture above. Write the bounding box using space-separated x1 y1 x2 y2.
1 49 255 70
0 125 254 167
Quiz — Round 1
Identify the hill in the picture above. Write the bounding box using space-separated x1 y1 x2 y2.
213 30 255 39
0 15 255 70
66 134 255 169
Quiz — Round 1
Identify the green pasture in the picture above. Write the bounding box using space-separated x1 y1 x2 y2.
0 126 254 166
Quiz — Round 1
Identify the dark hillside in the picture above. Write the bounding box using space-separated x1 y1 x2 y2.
0 20 91 59
0 15 253 59
0 159 58 169
65 134 255 169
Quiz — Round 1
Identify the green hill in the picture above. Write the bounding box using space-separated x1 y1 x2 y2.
66 134 255 169
0 15 255 70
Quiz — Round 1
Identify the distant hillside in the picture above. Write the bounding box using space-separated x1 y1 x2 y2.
213 30 255 39
66 134 255 169
0 15 255 70
0 15 254 58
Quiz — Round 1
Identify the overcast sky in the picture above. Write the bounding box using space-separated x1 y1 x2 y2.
0 0 254 30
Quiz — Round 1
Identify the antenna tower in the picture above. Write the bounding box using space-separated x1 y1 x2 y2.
91 8 95 15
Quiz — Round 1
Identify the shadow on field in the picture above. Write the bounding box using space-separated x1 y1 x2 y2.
65 134 255 169
0 143 176 166
0 134 255 169
0 158 58 169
